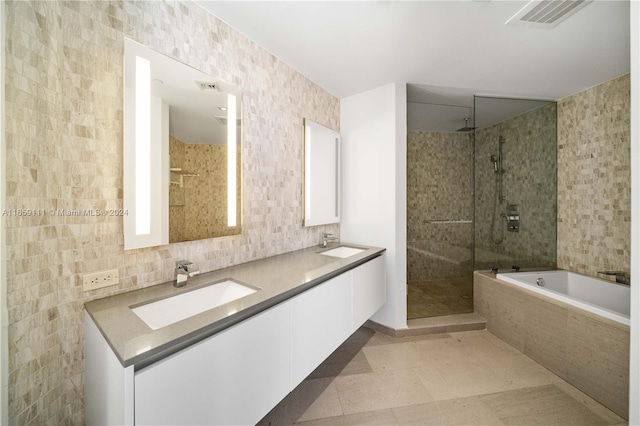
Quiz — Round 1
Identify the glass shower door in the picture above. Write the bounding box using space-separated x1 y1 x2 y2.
407 131 474 319
473 96 557 271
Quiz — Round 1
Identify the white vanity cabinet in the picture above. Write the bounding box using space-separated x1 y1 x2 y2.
290 271 353 385
84 312 135 425
135 303 291 426
352 255 386 328
85 254 386 426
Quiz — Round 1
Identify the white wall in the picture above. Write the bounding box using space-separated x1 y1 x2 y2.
629 1 639 423
340 82 407 330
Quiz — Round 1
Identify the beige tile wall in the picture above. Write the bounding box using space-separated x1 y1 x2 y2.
557 74 631 279
4 1 339 424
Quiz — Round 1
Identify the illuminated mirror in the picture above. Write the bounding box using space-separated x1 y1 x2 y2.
303 119 340 226
124 39 242 250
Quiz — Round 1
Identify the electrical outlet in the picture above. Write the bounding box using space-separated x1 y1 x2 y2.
83 269 119 292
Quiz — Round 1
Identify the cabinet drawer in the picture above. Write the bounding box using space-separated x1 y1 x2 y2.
135 303 291 426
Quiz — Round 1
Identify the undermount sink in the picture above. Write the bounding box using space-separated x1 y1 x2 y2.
319 246 365 258
131 279 259 330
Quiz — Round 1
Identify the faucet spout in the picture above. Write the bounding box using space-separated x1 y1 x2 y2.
175 260 200 288
598 270 630 285
321 232 339 248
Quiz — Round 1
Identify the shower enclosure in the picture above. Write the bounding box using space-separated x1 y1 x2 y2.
407 94 557 319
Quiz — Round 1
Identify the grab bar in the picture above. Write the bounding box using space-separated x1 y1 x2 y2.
423 219 472 224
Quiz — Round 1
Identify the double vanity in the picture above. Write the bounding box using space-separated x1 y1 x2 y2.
84 243 386 425
95 37 374 425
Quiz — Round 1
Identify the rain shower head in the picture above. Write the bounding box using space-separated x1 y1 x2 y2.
457 117 476 132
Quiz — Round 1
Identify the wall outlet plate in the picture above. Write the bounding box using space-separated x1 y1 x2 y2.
83 269 119 292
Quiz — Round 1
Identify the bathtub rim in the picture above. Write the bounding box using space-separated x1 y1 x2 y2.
492 270 630 327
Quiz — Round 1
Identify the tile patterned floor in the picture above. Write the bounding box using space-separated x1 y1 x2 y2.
258 327 626 425
408 276 474 319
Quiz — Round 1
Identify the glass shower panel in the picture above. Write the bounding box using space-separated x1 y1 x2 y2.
407 127 474 319
473 96 557 271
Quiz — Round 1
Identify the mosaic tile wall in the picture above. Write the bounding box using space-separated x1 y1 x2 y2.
474 103 558 270
169 136 241 242
4 1 339 424
407 131 474 280
169 135 186 240
557 75 630 279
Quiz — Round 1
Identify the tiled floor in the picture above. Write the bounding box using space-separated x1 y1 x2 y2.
408 276 474 319
258 327 626 425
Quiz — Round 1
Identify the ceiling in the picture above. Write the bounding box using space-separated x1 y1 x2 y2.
195 0 630 131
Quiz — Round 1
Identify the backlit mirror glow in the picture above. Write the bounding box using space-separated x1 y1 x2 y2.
227 93 237 227
135 55 151 235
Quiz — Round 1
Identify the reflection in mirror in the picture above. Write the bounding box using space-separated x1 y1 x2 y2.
124 39 241 249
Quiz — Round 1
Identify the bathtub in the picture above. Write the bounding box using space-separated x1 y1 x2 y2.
474 269 630 419
496 270 630 326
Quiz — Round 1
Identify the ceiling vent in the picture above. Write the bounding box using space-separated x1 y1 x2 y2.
196 81 218 91
506 0 592 29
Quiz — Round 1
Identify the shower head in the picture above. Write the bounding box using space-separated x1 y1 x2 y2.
456 117 476 132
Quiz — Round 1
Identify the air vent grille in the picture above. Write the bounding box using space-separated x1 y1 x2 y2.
196 81 217 91
506 0 592 28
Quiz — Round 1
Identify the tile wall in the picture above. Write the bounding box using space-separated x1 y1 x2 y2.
557 74 631 279
4 1 339 423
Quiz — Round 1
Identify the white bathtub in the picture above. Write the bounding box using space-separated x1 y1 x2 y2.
496 270 630 326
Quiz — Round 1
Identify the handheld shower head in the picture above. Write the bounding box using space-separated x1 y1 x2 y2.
490 155 498 172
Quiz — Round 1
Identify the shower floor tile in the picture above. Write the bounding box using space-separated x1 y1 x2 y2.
407 276 474 319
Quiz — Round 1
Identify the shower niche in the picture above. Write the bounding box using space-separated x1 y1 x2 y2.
406 89 557 319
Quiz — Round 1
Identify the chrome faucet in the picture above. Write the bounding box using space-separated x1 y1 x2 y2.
598 270 630 285
322 232 339 248
175 260 200 288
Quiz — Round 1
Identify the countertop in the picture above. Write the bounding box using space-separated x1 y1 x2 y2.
85 243 385 368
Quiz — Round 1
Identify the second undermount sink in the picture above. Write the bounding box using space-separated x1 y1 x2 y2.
131 279 259 330
320 246 365 258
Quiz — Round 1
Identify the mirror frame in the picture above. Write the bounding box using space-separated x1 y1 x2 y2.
303 119 340 227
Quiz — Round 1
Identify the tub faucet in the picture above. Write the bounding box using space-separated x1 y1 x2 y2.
322 232 339 248
175 260 200 288
598 271 630 285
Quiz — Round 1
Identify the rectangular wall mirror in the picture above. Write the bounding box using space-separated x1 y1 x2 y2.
124 39 242 249
303 119 340 227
